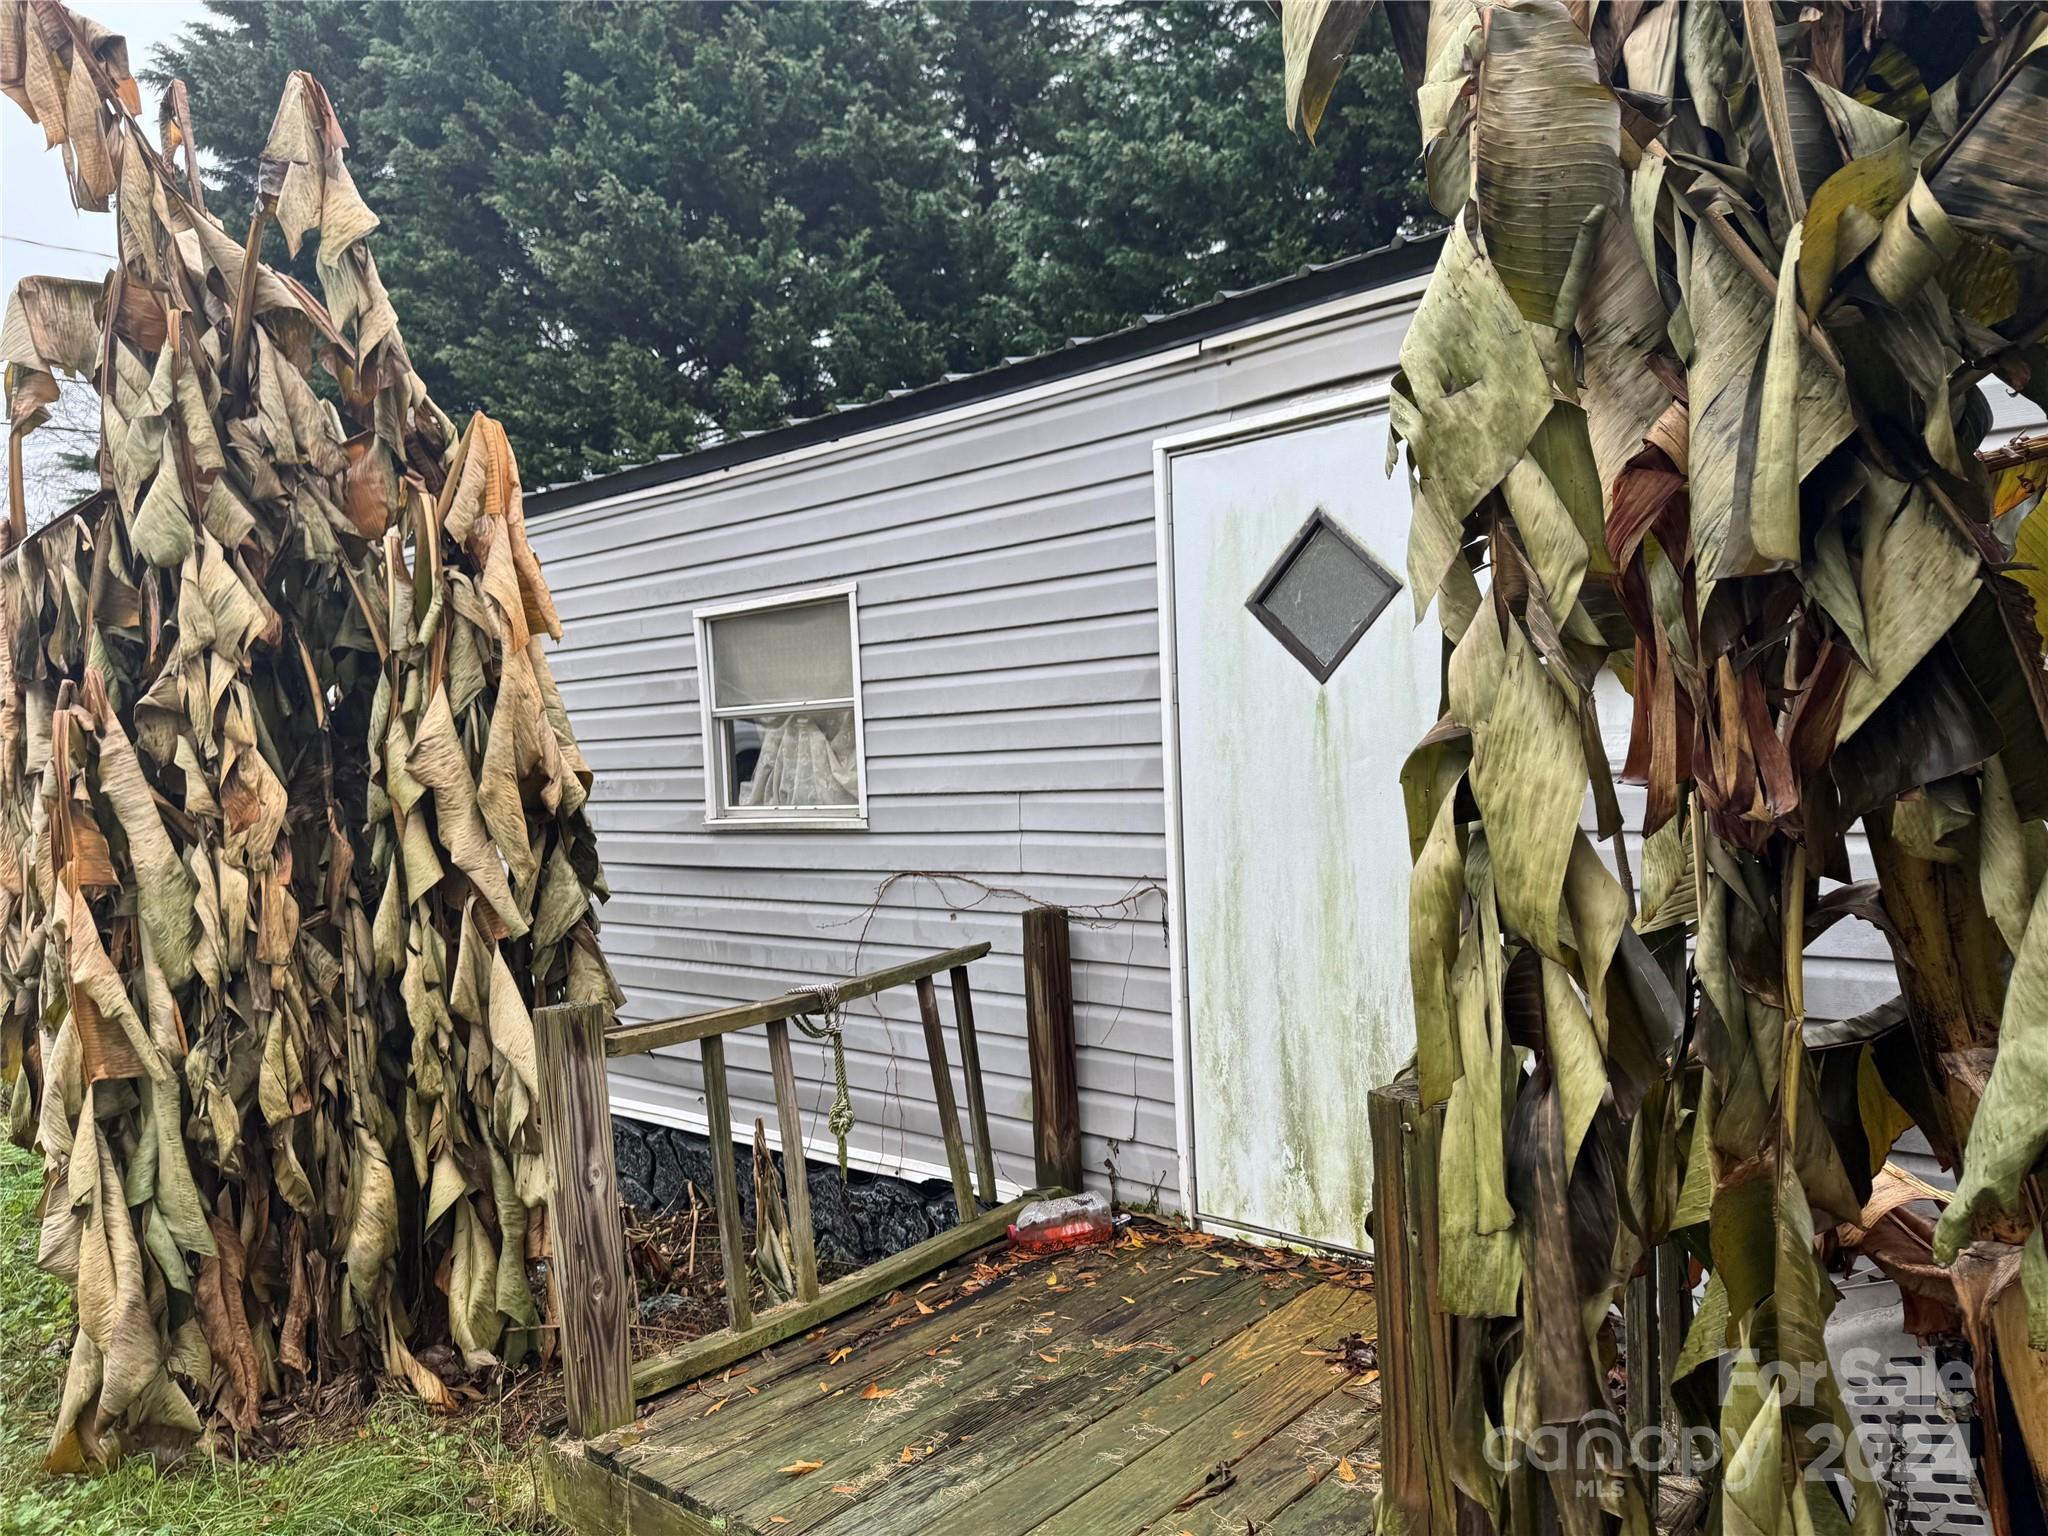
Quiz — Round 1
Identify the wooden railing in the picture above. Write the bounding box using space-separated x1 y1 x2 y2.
534 910 1082 1439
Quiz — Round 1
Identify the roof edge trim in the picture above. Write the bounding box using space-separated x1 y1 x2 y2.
525 231 1441 518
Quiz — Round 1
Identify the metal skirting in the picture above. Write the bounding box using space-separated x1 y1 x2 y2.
1830 1263 1990 1535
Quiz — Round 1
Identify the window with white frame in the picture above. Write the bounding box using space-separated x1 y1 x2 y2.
693 584 868 827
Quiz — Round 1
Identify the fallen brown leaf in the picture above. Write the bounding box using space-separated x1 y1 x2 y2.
779 1460 823 1477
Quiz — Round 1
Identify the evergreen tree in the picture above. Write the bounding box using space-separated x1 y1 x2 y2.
998 3 1424 348
155 1 1427 484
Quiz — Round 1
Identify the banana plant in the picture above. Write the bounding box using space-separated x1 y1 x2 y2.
1 0 617 1467
1286 2 2048 1532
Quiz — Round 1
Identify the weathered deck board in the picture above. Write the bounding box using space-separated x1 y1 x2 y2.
1261 1455 1382 1534
658 1248 1208 1520
611 1230 1102 1481
1177 1382 1380 1534
544 1227 1380 1536
607 1258 1047 1490
804 1274 1298 1533
1018 1286 1377 1536
762 1255 1290 1532
943 1280 1367 1536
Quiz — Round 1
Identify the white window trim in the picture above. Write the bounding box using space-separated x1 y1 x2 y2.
692 581 870 830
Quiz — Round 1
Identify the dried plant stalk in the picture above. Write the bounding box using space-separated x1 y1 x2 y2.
1287 1 2048 1530
1 0 617 1469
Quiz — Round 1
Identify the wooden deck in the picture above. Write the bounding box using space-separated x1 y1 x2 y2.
541 1223 1381 1535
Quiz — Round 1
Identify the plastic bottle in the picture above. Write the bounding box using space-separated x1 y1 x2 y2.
1007 1192 1115 1253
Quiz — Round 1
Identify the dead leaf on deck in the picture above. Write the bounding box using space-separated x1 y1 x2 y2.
861 1383 896 1400
1200 1371 1216 1386
1337 1457 1358 1484
779 1460 823 1477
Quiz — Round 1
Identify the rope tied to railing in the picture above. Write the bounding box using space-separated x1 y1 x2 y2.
791 982 855 1178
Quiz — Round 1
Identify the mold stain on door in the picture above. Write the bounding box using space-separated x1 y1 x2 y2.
1170 406 1431 1251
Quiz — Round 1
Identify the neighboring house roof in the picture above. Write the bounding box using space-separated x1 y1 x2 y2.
526 230 1444 516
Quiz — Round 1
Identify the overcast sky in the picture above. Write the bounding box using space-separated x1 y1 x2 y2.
1 2 209 288
1 2 208 522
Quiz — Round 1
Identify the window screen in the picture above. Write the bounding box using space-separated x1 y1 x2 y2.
709 599 857 707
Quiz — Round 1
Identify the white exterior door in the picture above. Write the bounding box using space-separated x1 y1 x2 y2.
1160 395 1437 1252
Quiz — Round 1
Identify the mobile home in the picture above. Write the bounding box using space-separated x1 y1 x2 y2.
523 233 1933 1254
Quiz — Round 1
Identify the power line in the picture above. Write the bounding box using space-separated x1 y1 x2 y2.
0 232 115 260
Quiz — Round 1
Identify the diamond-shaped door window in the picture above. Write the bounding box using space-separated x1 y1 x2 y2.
1245 508 1402 683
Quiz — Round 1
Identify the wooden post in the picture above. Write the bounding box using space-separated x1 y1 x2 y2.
1368 1076 1460 1536
1625 1239 1691 1515
949 966 999 1206
1993 1286 2048 1531
534 1001 634 1440
1023 905 1082 1191
764 1019 821 1302
700 1034 754 1331
915 974 979 1221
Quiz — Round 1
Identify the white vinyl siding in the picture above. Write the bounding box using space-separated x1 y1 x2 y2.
524 291 1433 1209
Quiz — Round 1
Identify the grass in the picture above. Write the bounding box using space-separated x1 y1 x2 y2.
0 1140 556 1536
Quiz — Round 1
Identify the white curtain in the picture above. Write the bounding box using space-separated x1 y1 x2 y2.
738 711 859 807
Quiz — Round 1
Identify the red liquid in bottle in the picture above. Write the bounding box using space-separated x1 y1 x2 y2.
1007 1193 1114 1253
